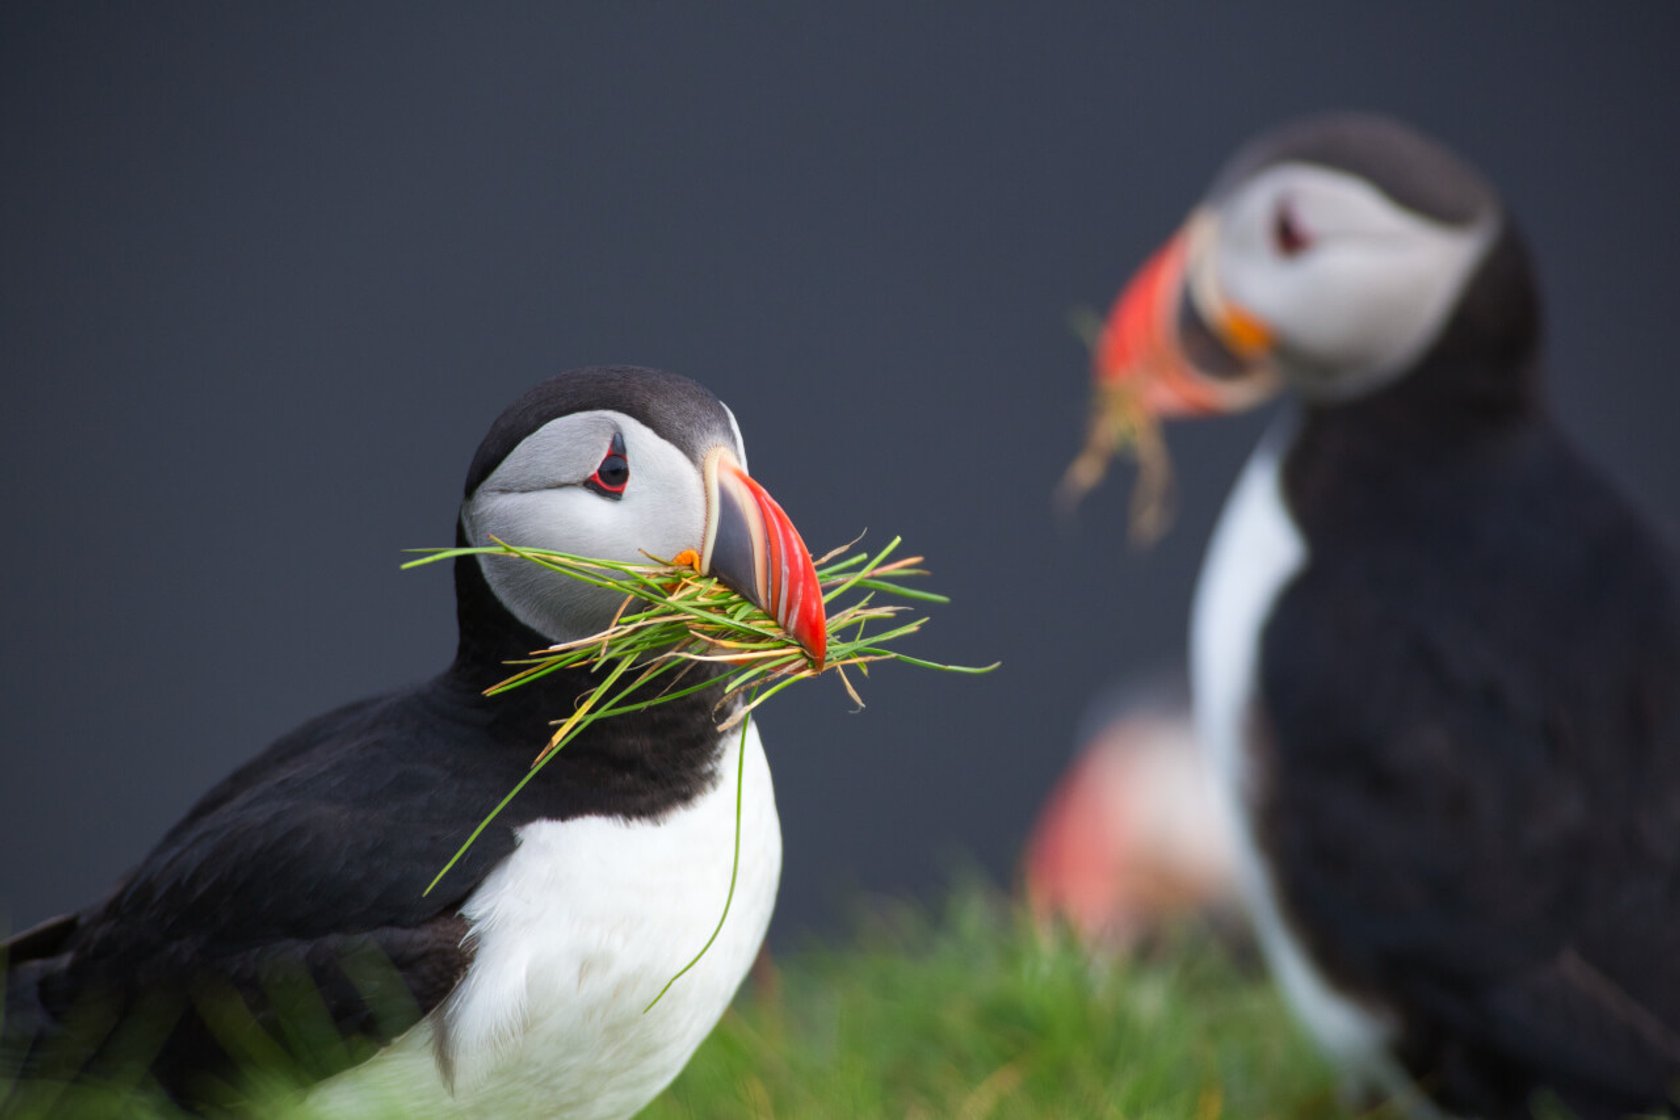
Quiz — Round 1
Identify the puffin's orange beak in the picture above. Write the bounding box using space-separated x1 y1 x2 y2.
1095 212 1278 417
701 450 827 671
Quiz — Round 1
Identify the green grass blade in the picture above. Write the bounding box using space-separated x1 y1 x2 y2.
642 711 752 1014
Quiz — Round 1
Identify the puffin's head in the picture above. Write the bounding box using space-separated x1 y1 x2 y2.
458 366 826 668
1096 112 1538 414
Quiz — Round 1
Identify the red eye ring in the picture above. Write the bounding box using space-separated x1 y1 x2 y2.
584 432 629 499
1274 199 1312 258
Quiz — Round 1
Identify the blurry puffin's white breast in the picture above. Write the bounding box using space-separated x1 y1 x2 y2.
1190 425 1401 1084
304 723 781 1120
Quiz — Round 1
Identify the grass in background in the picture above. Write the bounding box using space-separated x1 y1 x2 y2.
647 884 1379 1120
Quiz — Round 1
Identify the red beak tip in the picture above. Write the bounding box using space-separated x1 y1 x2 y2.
792 584 827 671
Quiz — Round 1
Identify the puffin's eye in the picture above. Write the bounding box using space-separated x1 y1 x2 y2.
1273 199 1312 258
584 432 629 499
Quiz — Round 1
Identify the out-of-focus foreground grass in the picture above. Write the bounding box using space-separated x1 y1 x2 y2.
5 885 1383 1119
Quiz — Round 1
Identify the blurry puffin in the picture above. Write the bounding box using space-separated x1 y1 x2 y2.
2 366 827 1117
1086 115 1680 1118
1022 673 1238 951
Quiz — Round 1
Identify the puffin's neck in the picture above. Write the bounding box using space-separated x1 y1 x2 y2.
441 546 736 818
1280 362 1547 552
449 531 554 696
1280 222 1547 540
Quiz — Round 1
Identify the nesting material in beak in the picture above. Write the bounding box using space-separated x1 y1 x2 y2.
1059 213 1278 543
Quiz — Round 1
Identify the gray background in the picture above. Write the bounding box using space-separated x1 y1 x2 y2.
4 4 1678 943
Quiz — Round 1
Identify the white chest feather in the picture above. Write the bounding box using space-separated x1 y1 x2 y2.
1190 427 1411 1091
302 723 781 1120
1190 427 1305 802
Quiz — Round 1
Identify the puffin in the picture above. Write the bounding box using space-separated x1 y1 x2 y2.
1085 114 1680 1118
1022 674 1237 952
2 365 827 1118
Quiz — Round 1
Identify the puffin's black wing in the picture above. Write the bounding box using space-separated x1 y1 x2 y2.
3 681 532 1103
1259 427 1680 1117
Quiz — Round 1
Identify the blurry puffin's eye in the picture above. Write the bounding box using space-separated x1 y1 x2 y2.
1273 199 1312 258
584 432 629 499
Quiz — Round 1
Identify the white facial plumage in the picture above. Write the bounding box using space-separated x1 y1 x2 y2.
461 409 738 643
1203 162 1496 398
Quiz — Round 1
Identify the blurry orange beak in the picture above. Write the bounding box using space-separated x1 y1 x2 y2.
701 450 828 671
1095 211 1279 417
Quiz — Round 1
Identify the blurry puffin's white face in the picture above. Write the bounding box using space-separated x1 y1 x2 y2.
462 409 743 643
1200 162 1497 398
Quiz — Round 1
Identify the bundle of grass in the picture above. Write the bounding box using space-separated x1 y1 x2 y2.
403 534 995 1006
1058 381 1174 545
1056 307 1176 544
